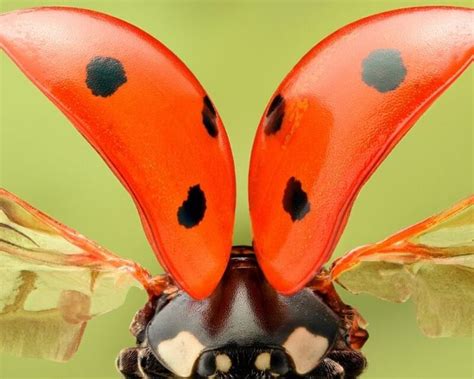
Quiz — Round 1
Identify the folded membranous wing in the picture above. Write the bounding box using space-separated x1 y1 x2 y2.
332 197 473 337
0 189 152 361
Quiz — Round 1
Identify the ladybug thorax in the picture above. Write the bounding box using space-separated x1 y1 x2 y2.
145 248 339 377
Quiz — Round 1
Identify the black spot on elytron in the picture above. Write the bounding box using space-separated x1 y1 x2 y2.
267 93 283 115
283 177 310 221
362 49 407 93
264 94 285 135
86 56 127 97
202 95 218 137
203 95 216 116
177 185 206 228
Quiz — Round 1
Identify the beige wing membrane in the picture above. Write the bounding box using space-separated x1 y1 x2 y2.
332 197 473 337
0 189 152 361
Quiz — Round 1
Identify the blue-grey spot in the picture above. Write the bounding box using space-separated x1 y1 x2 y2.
362 49 407 93
86 56 127 97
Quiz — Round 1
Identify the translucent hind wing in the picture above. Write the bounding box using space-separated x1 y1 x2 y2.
0 189 149 361
332 197 474 337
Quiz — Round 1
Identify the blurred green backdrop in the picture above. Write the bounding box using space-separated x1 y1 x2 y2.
1 0 472 378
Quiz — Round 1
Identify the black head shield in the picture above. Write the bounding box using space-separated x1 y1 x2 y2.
146 250 340 377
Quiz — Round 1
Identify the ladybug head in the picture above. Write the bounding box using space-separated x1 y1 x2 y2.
146 252 340 377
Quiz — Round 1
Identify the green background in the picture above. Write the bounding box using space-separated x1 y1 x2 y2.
0 0 472 378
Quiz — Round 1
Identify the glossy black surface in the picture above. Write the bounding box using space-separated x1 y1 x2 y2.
146 250 340 373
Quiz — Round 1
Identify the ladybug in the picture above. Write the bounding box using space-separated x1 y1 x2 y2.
0 6 472 378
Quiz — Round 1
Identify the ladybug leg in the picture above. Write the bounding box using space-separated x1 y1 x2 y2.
116 347 143 379
326 349 367 379
137 347 173 378
287 350 364 379
116 347 173 379
305 357 345 379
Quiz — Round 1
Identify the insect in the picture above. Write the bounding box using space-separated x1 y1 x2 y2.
1 5 472 378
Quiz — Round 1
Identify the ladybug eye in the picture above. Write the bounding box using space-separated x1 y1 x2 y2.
196 352 232 376
196 351 216 376
270 350 290 375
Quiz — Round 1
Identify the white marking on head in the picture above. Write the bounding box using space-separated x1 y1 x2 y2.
157 331 205 377
283 327 329 374
216 353 232 372
255 352 271 370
